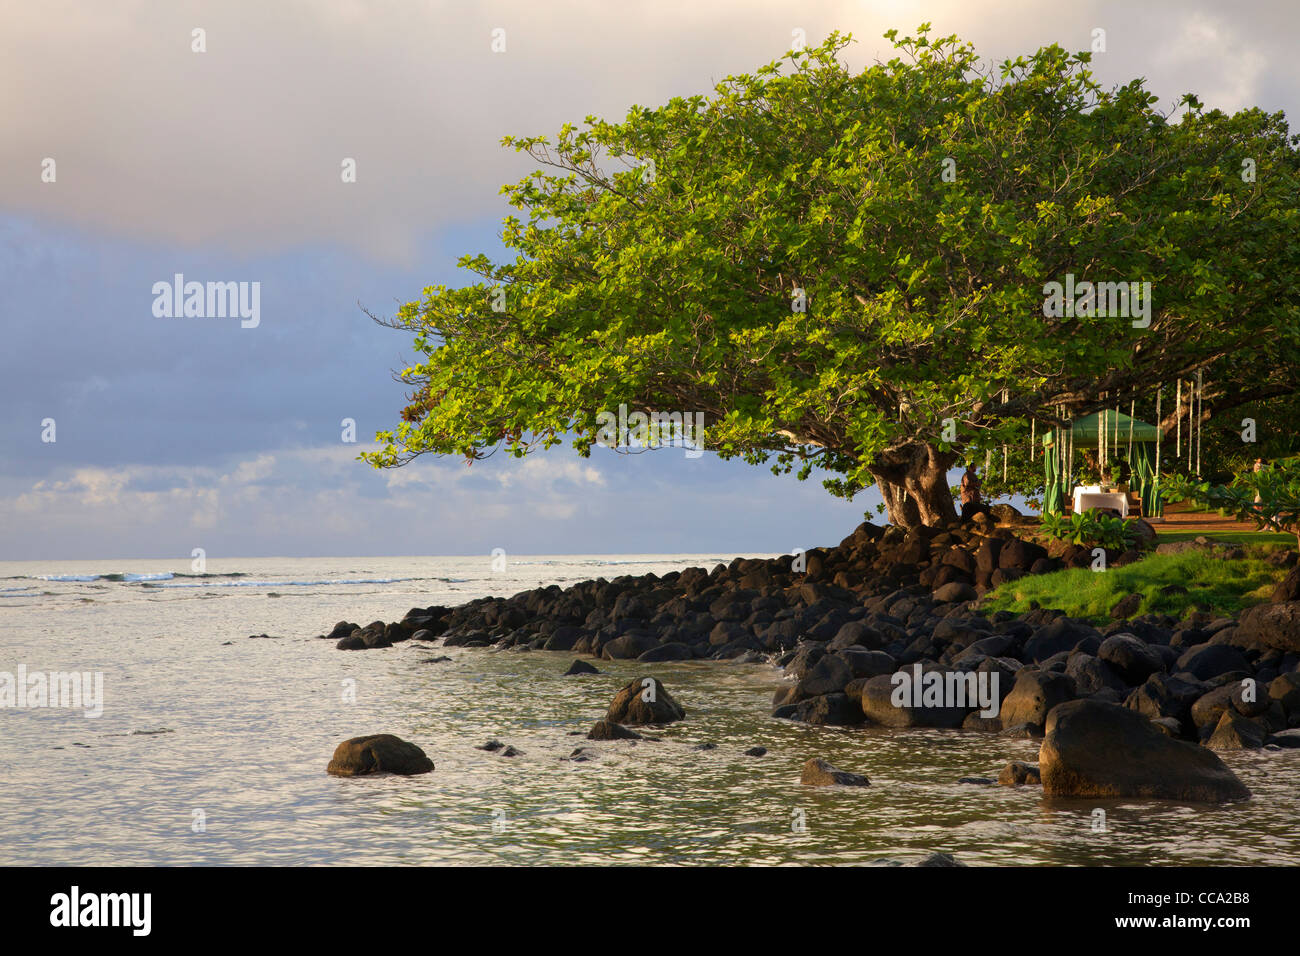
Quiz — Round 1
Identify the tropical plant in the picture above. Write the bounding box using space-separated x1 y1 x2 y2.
1040 509 1140 551
1165 460 1300 546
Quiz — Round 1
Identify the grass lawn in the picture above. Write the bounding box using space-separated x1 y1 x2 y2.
1155 529 1295 546
981 548 1288 624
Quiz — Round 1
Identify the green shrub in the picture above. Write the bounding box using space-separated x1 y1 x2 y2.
1040 509 1139 551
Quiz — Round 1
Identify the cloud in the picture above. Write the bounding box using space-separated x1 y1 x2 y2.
4 1 1294 265
0 0 1294 559
0 440 873 559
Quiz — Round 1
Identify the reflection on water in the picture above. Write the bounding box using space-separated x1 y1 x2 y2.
1 555 1296 865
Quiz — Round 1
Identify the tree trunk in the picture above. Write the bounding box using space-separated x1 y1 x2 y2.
876 479 922 529
870 441 960 530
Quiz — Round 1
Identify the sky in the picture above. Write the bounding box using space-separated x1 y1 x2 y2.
1 0 1296 560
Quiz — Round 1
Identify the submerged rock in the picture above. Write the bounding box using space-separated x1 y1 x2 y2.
800 757 869 787
326 734 433 777
1038 700 1250 802
997 761 1041 786
563 659 602 676
587 719 643 741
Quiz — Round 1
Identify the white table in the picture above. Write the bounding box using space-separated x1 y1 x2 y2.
1072 488 1128 517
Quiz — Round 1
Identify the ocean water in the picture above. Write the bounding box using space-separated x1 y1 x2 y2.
1 554 1297 866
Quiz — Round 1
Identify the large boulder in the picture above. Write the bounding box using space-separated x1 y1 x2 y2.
932 581 977 604
1125 672 1207 729
857 670 972 728
1205 710 1267 750
800 757 869 787
1038 700 1250 803
997 538 1048 572
326 734 434 777
793 654 854 701
1025 619 1101 663
637 642 695 662
601 632 661 660
1175 643 1251 681
777 692 863 726
1271 564 1300 603
998 669 1074 733
1098 633 1163 684
1234 601 1300 653
1189 685 1237 732
1065 652 1128 697
606 676 686 724
836 647 896 680
1269 673 1300 714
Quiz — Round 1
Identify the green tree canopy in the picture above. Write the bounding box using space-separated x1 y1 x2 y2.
365 27 1300 529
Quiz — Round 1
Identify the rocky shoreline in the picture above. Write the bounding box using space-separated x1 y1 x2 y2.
318 515 1300 803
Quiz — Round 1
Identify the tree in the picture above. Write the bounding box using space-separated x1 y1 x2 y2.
364 27 1300 530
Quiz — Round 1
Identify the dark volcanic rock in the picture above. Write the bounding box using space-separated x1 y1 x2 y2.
997 761 1041 786
638 642 695 662
998 670 1074 733
606 676 686 724
587 720 644 741
932 581 977 603
1125 672 1207 730
781 692 862 726
602 632 661 660
800 757 869 787
1205 711 1266 751
563 659 602 676
1109 593 1142 619
1235 601 1300 653
857 670 971 728
1025 619 1101 663
1098 633 1163 684
1039 700 1250 802
1176 643 1251 681
794 654 854 701
1271 564 1300 603
1065 652 1128 696
326 734 433 777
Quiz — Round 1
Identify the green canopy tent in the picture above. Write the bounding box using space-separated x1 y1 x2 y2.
1041 412 1164 518
1068 411 1161 444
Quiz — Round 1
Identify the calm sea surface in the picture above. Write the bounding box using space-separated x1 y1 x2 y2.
1 554 1296 866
